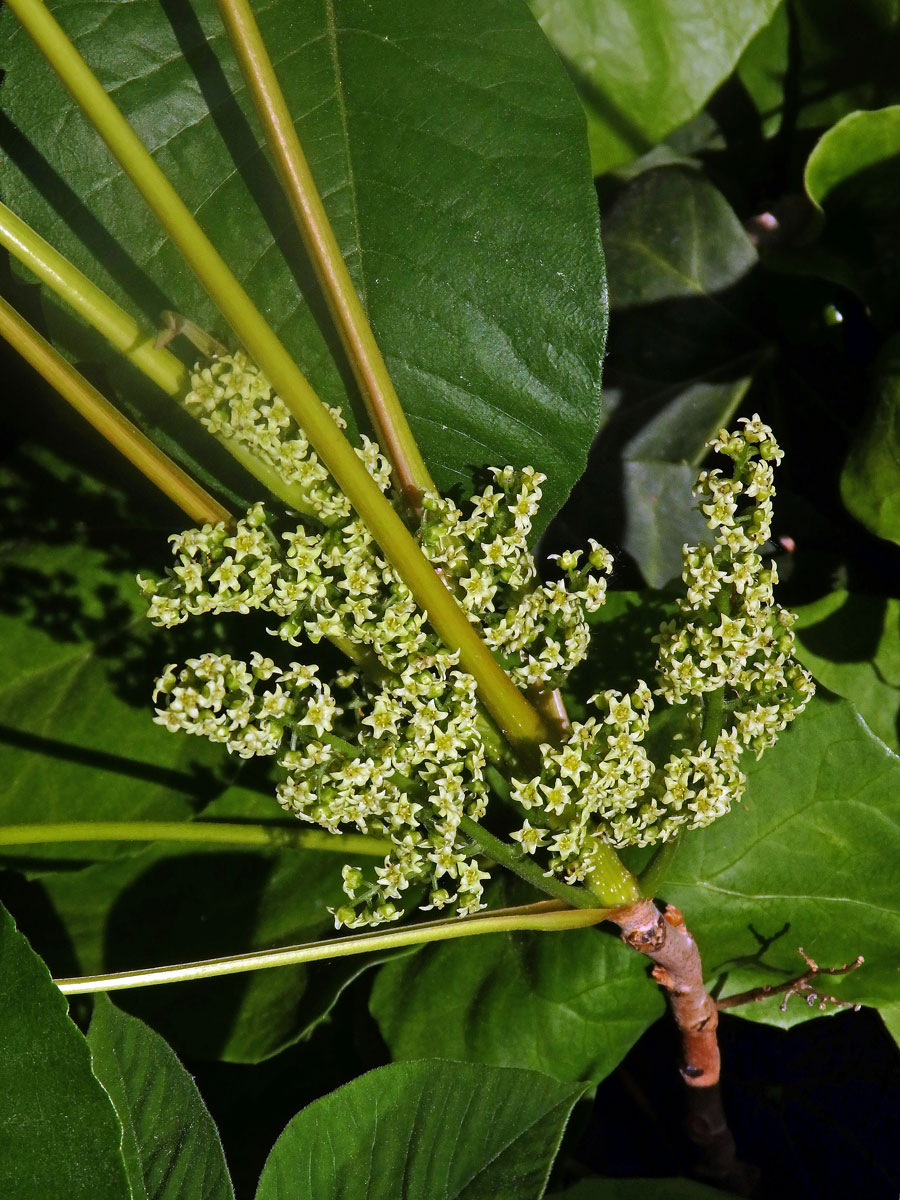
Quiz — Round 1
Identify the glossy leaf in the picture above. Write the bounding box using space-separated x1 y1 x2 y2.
665 697 900 1028
567 166 761 586
842 334 900 547
530 0 780 175
794 590 900 754
0 0 607 530
371 915 664 1084
88 995 234 1200
255 1060 585 1200
0 901 130 1200
806 106 900 218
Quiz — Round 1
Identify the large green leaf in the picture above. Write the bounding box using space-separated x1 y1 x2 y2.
805 106 900 218
842 335 900 547
370 911 664 1085
665 697 900 1028
567 166 761 587
255 1060 585 1200
794 590 900 754
0 444 238 861
14 783 386 1063
0 0 606 528
88 995 235 1200
0 901 130 1200
530 0 781 175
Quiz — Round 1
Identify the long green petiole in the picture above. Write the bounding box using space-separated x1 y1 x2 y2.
5 0 555 761
0 821 389 856
0 293 230 526
54 899 610 994
215 0 435 519
0 201 331 519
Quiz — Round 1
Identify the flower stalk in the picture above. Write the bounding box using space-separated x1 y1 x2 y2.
214 0 434 518
0 293 229 526
54 899 609 995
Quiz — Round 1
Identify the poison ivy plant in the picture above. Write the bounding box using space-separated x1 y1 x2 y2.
255 1060 585 1200
0 901 130 1200
529 0 781 175
0 0 607 530
88 995 235 1200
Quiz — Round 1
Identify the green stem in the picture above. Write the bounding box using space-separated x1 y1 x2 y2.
0 820 389 856
0 200 186 395
458 814 605 909
638 835 681 898
6 0 553 761
54 899 609 994
702 686 726 746
0 202 328 519
215 0 434 519
0 294 230 527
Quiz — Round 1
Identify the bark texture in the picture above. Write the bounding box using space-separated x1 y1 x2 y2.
609 898 754 1193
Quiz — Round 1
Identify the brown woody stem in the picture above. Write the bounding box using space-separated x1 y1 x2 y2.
717 947 864 1014
608 898 754 1193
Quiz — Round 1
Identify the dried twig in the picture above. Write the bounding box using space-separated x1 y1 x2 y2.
717 947 864 1013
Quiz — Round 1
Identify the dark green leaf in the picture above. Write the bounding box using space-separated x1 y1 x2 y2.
842 335 900 547
553 1179 745 1200
255 1060 585 1200
665 697 900 1028
567 166 761 586
530 0 780 175
0 444 234 860
16 786 382 1063
88 995 234 1200
371 919 663 1085
880 1002 900 1049
736 2 790 138
794 590 900 754
805 106 900 219
0 0 606 530
0 900 130 1200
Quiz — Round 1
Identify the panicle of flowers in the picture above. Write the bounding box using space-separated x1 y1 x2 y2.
142 345 811 924
141 354 612 927
502 416 814 871
182 352 355 522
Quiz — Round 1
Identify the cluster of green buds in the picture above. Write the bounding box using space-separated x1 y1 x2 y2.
141 354 812 925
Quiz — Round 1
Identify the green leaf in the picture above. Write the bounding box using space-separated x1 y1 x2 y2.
88 995 235 1200
805 106 900 218
665 697 900 1028
842 335 900 546
793 590 900 754
0 900 130 1200
880 1002 900 1049
0 0 607 530
570 166 761 586
371 918 664 1085
736 2 790 138
255 1060 585 1200
553 1179 745 1200
530 0 781 175
16 789 381 1063
0 449 241 862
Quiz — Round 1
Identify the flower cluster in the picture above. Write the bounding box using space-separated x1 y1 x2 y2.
143 348 811 924
505 415 814 861
141 355 612 925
